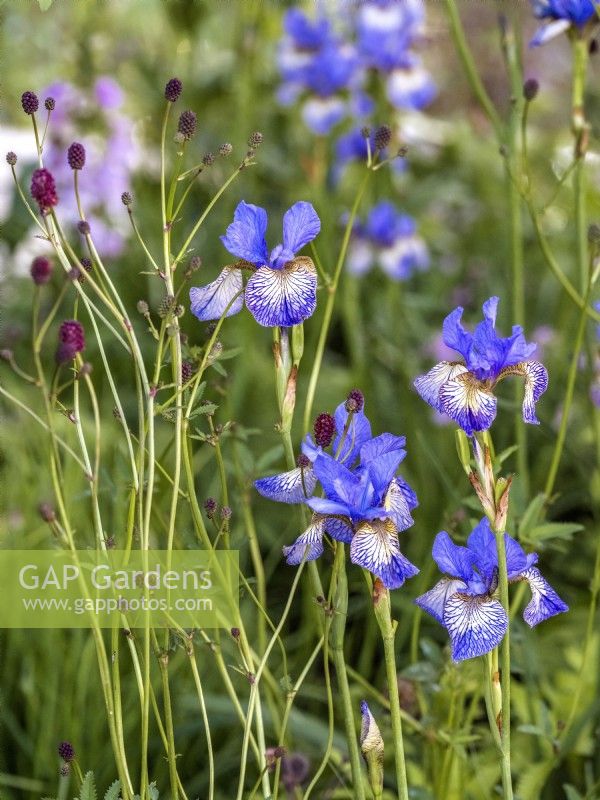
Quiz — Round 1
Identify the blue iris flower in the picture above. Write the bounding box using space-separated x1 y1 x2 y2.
190 200 320 328
254 399 419 589
415 518 568 661
414 297 548 435
348 201 429 280
277 8 358 135
530 0 597 46
355 0 436 110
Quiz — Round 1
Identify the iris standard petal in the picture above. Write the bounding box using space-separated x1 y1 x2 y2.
350 519 419 590
310 451 362 506
504 533 529 579
189 267 244 321
442 307 472 360
333 403 373 465
413 361 468 411
432 531 475 581
443 594 508 661
521 566 568 627
283 515 326 565
282 201 321 255
438 372 497 435
466 518 497 584
497 360 549 425
244 257 317 327
383 478 415 532
254 464 317 504
415 578 467 624
220 201 269 266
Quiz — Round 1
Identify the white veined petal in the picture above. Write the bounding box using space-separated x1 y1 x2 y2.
443 594 507 661
244 258 317 327
283 515 325 565
413 361 468 411
189 267 244 321
439 372 497 435
498 360 548 425
350 519 419 590
415 578 467 624
521 566 568 627
254 465 316 504
384 478 414 532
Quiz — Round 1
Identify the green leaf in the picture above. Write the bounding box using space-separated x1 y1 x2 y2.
516 761 553 800
78 772 97 800
103 780 121 800
563 786 584 800
526 522 583 544
495 444 518 467
518 493 546 538
38 0 54 9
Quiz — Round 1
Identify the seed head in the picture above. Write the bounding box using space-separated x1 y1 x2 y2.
313 412 335 448
297 453 311 468
281 753 310 791
588 223 600 245
181 360 195 383
361 126 371 139
185 255 202 278
345 389 364 413
204 497 217 519
219 142 233 157
523 78 539 102
60 764 71 777
174 304 185 317
374 124 392 151
136 299 149 315
57 741 75 762
121 191 133 207
231 626 241 639
177 110 197 140
77 220 90 235
67 142 86 170
21 91 39 115
0 349 13 362
77 257 92 283
164 77 182 103
45 97 55 111
248 131 264 148
220 506 232 521
158 294 175 318
30 168 58 212
30 256 53 285
202 152 215 166
6 152 17 166
56 320 85 364
39 502 56 523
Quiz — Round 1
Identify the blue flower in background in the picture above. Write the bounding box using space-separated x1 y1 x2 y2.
530 0 598 46
277 8 358 134
414 297 548 435
190 200 320 327
348 201 428 280
415 518 568 661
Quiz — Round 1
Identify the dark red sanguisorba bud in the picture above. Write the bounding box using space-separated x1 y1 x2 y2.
313 412 335 449
30 256 53 285
164 77 182 102
30 168 58 212
177 110 197 140
57 741 75 762
21 91 39 115
67 142 86 170
56 320 85 364
345 389 364 413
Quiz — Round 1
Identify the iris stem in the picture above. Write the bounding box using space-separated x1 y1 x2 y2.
374 586 409 800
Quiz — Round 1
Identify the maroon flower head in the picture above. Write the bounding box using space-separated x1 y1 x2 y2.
345 389 364 413
21 91 39 115
181 360 195 383
204 497 217 519
164 77 182 103
45 97 55 111
177 110 197 140
297 453 311 468
56 320 85 364
30 168 58 212
67 142 86 171
6 152 17 166
30 256 53 285
77 220 90 235
314 412 335 449
57 741 75 762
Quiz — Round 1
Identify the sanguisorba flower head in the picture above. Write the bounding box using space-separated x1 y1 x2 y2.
414 296 548 435
415 518 568 661
190 200 320 327
530 0 597 46
56 320 85 364
30 168 58 213
255 392 419 589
